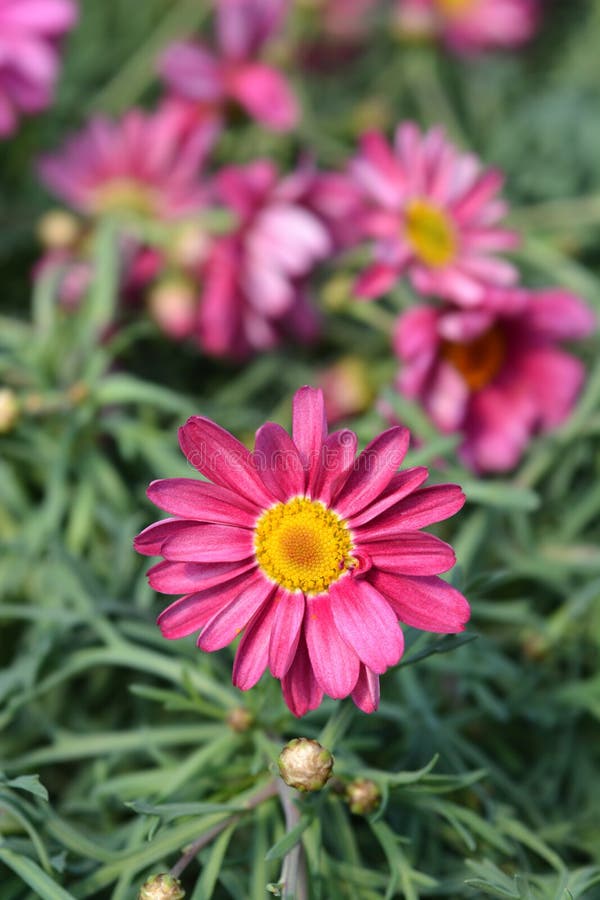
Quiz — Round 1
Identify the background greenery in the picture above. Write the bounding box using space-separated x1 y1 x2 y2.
1 0 600 897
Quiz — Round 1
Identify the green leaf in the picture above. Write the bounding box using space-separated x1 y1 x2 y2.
6 774 49 802
265 815 312 861
0 847 76 900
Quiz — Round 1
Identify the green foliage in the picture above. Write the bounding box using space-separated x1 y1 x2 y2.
2 1 600 898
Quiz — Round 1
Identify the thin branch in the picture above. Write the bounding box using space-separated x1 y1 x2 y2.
276 779 309 900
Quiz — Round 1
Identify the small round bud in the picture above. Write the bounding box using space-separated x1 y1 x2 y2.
147 277 197 340
278 738 334 792
37 209 81 250
345 778 381 815
227 707 254 733
0 388 19 433
138 873 185 900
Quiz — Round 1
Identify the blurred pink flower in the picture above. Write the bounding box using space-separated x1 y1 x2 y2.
351 122 520 305
394 289 595 472
322 0 379 41
197 160 333 358
394 0 539 54
0 0 77 137
159 0 298 133
38 100 215 220
135 386 468 716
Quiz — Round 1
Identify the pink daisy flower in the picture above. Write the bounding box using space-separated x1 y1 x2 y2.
352 123 520 306
38 100 215 220
0 0 77 138
394 0 539 54
135 386 469 717
159 0 298 133
196 160 332 358
394 289 595 472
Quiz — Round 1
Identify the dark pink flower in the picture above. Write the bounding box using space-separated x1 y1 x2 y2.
197 160 332 358
394 289 595 472
0 0 77 137
38 100 215 220
159 0 298 133
352 122 520 305
135 386 469 716
394 0 539 54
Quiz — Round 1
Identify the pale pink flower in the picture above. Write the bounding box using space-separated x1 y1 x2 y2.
38 100 215 220
197 160 332 358
0 0 77 137
352 123 520 306
135 386 469 716
322 0 380 41
159 0 298 133
394 289 595 472
394 0 539 54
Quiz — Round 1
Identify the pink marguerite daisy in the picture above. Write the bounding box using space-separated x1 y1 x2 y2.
0 0 78 137
394 289 595 472
135 386 469 717
352 122 520 306
38 100 216 221
394 0 540 54
159 0 298 133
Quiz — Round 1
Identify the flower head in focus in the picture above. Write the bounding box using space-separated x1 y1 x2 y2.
0 0 78 138
196 160 333 358
159 0 298 133
394 0 540 54
394 289 595 472
38 100 215 221
352 122 520 305
135 386 469 716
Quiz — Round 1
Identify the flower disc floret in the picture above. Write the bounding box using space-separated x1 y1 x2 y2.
254 497 353 594
405 199 457 268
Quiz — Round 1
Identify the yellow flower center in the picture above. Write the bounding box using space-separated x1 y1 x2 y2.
441 324 506 391
93 178 157 218
433 0 478 20
405 199 457 268
254 497 354 594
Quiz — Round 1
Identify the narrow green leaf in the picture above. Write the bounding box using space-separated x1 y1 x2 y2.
265 815 312 862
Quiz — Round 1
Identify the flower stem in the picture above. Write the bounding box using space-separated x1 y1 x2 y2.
169 779 278 880
275 779 309 900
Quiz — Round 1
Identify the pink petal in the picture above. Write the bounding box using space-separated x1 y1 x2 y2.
523 290 595 341
347 467 429 528
179 415 273 506
157 572 254 639
366 532 456 575
354 263 399 299
292 386 327 491
452 169 505 222
232 597 278 690
312 429 358 506
519 347 585 429
393 306 439 361
269 590 306 678
159 41 223 102
281 632 324 717
198 574 274 651
147 479 258 525
333 427 410 519
227 62 298 131
161 523 254 562
426 361 470 433
134 518 196 557
253 422 305 501
351 665 380 714
355 484 465 540
147 559 257 594
305 593 360 698
369 571 470 633
329 578 403 673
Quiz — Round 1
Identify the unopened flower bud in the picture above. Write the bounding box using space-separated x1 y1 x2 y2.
37 209 81 250
0 388 19 433
138 873 185 900
278 738 334 792
148 277 197 340
227 707 253 733
345 778 381 815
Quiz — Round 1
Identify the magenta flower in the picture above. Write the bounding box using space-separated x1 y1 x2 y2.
197 160 332 358
352 123 520 305
159 0 298 133
394 289 595 472
0 0 77 137
394 0 539 54
135 386 469 717
38 100 215 220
